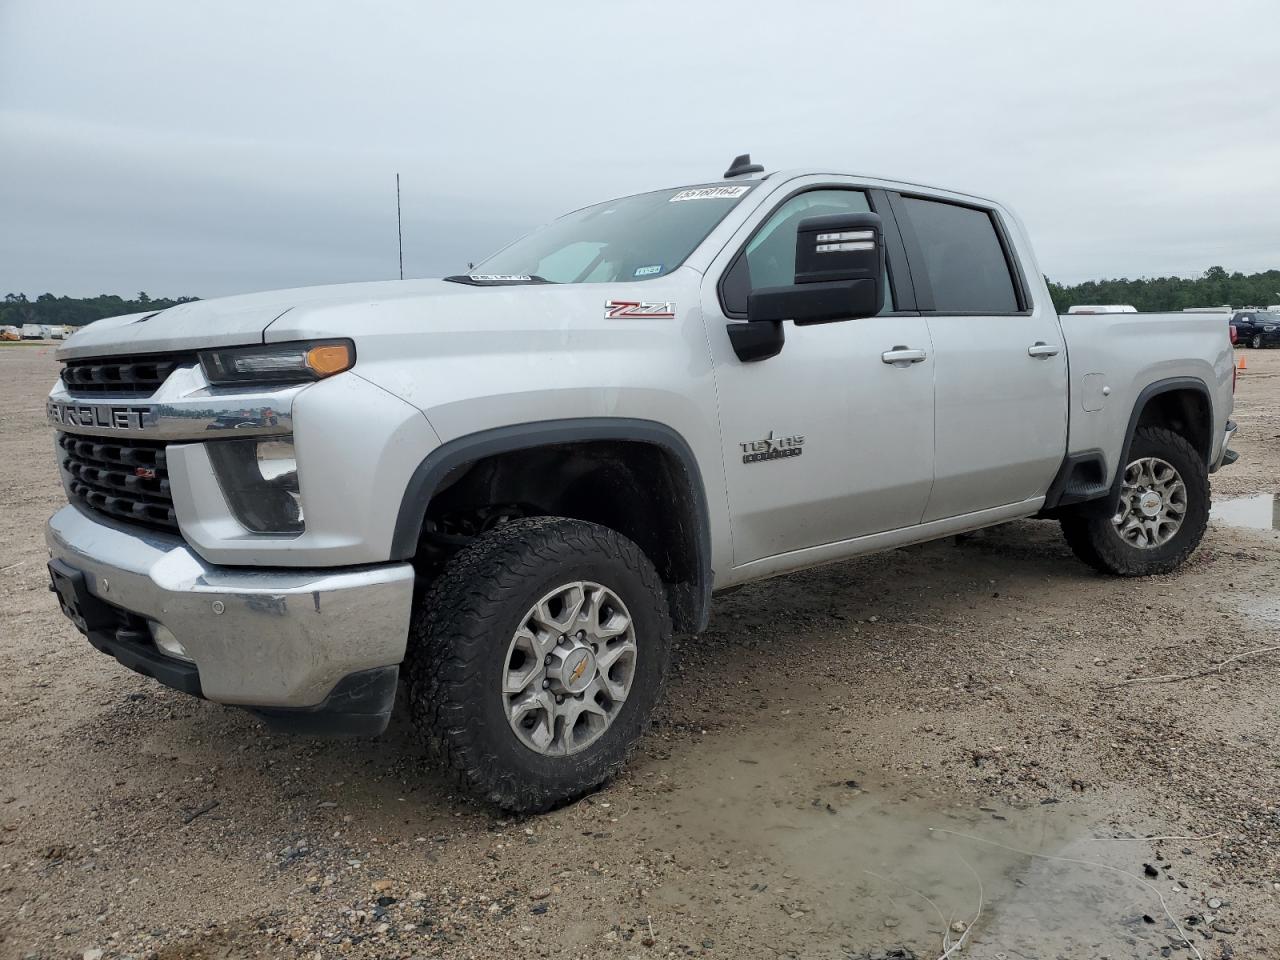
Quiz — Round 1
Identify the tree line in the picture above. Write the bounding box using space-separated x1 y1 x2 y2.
1 292 200 328
1046 266 1280 314
4 266 1279 325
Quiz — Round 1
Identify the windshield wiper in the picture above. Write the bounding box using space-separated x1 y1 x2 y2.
443 274 557 286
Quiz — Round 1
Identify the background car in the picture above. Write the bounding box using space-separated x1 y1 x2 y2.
1231 310 1280 348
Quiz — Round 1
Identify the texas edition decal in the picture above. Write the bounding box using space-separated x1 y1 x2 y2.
740 431 805 464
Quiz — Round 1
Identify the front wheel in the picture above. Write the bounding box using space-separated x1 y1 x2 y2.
1251 334 1263 349
404 516 672 812
1060 426 1209 577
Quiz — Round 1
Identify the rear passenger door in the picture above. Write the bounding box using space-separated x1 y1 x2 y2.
888 193 1068 521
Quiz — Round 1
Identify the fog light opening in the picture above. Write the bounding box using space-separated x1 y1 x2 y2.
150 622 193 662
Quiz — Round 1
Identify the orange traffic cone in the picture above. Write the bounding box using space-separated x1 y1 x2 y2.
1239 354 1247 371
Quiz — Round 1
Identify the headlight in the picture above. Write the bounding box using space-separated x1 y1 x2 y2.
200 340 354 386
207 437 303 533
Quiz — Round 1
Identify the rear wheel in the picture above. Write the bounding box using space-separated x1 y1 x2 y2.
1060 426 1209 577
1251 333 1263 349
404 516 671 812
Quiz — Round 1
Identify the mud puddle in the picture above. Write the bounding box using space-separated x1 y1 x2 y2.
637 723 1206 959
1212 492 1279 531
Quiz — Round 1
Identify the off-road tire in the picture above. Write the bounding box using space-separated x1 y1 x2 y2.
1060 426 1209 577
404 516 671 812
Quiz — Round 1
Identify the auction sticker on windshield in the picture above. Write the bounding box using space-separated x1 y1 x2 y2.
669 186 750 202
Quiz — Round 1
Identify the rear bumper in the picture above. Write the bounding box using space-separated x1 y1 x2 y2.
1212 420 1238 472
45 505 415 732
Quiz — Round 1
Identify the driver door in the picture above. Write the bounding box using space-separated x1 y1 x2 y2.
702 185 936 569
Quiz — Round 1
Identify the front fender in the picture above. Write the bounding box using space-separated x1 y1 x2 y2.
389 418 714 632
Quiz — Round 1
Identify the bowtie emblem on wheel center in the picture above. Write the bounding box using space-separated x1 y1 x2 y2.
1138 490 1163 518
552 647 597 695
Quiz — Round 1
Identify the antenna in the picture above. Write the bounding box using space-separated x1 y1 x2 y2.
396 173 404 280
724 153 764 178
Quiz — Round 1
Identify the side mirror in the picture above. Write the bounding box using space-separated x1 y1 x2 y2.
749 212 885 325
727 211 887 362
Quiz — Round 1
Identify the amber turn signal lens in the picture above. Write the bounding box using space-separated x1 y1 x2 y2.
305 343 353 377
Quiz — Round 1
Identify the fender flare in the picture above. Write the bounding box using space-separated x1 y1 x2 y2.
1043 376 1214 515
390 418 713 632
1098 376 1215 512
1115 376 1214 473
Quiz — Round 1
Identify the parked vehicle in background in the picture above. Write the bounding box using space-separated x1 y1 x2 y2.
20 324 42 340
1182 306 1233 313
40 325 63 340
1066 304 1136 314
1231 310 1280 348
42 157 1238 811
0 326 19 341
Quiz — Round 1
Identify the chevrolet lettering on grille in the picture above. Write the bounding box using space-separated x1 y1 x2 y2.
47 401 156 431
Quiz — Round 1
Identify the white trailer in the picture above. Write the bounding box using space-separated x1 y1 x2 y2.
1066 304 1137 314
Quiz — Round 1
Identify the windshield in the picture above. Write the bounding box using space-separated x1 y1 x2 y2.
471 184 755 284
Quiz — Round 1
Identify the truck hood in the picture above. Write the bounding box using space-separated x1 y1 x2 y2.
55 280 480 360
56 276 694 360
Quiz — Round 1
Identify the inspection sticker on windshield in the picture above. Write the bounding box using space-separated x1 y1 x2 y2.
669 185 750 202
634 264 663 277
605 299 675 319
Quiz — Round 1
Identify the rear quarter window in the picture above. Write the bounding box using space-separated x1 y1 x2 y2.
900 197 1019 314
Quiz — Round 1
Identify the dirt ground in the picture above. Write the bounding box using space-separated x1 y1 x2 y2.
1 344 1278 960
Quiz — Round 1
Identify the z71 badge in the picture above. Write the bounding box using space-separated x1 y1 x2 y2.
604 300 675 319
740 431 805 464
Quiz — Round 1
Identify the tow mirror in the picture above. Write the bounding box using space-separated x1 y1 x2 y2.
729 212 886 362
750 212 885 325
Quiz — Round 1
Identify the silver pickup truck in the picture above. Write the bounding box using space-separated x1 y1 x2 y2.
44 155 1237 811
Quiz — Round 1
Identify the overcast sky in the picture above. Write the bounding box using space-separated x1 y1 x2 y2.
2 0 1278 299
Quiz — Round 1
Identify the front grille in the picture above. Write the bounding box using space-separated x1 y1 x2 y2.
60 351 197 398
57 433 177 531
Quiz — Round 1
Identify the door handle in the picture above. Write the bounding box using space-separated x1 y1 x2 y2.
1028 341 1061 358
881 346 927 365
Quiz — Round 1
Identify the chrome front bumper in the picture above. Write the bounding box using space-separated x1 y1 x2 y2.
45 505 415 711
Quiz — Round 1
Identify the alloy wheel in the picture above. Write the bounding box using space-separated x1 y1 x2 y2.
1112 456 1187 549
501 581 638 756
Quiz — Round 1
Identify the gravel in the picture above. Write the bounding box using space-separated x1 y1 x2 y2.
2 346 1279 958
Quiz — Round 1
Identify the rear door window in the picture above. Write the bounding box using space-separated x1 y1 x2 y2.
899 197 1019 314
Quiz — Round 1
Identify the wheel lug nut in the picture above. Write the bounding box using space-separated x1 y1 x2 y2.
555 695 564 705
544 655 553 666
558 634 567 644
591 643 598 652
575 692 584 700
542 679 550 689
